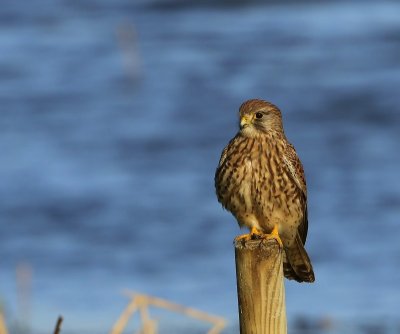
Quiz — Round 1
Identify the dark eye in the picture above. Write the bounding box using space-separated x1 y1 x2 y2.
255 112 263 119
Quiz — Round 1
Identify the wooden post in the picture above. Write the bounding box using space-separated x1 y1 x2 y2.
0 312 8 334
235 237 287 334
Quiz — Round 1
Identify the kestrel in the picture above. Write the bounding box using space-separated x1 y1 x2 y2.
215 99 315 283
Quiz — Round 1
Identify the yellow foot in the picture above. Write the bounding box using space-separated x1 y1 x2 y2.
235 226 263 242
262 225 283 248
235 233 251 242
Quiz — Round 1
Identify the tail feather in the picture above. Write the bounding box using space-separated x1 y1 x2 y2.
283 234 315 283
283 252 303 282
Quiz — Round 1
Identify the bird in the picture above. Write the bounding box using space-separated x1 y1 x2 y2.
215 99 315 283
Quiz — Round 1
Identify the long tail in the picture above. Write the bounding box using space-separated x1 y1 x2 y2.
283 233 315 283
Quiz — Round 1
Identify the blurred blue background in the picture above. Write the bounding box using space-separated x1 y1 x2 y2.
1 0 400 333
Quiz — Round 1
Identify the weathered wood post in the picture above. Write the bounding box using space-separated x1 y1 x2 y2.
235 237 287 334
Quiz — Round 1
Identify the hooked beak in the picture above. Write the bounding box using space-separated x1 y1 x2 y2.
240 115 251 129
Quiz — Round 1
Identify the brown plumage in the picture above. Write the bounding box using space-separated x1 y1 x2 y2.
215 99 315 283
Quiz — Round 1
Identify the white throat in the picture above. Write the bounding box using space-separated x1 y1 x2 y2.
240 125 260 138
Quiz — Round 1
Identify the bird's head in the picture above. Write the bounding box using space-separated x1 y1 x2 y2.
238 99 284 137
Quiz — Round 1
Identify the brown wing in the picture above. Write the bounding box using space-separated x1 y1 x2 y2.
214 135 239 206
282 141 308 243
216 144 229 170
282 141 314 282
283 142 307 197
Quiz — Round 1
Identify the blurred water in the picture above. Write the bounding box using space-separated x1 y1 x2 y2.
1 0 400 333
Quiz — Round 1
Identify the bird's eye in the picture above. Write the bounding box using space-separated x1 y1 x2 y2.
255 112 263 119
